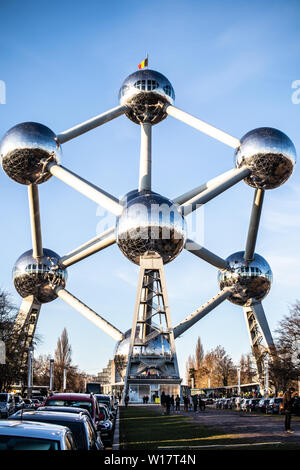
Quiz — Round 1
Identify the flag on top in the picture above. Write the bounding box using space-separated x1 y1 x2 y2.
138 56 148 69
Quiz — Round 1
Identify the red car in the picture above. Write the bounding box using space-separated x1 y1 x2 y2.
43 393 103 427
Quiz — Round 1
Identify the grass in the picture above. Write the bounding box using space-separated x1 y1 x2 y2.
119 405 300 451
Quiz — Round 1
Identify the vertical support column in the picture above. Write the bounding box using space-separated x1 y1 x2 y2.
123 252 181 402
243 300 274 390
13 296 42 372
139 123 152 192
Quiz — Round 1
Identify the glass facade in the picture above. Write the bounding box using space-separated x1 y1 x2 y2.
128 384 180 403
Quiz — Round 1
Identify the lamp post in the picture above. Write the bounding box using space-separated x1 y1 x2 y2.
27 346 34 399
264 358 269 398
237 367 241 396
63 366 67 392
49 359 54 393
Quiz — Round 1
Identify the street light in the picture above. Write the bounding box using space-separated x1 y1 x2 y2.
237 367 241 396
49 359 54 393
27 346 34 398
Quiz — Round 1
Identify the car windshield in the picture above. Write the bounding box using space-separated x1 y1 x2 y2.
49 421 85 450
46 400 93 414
0 394 8 402
99 407 108 419
0 435 59 450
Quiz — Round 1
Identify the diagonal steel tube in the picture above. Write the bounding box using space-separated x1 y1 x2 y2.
173 168 241 206
184 238 228 270
173 289 232 338
55 287 123 342
60 227 116 268
180 166 251 216
47 162 123 216
244 189 265 262
56 105 127 144
28 184 44 259
165 104 241 149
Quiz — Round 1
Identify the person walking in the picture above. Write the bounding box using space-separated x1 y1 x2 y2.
175 395 181 413
170 395 175 413
192 394 198 412
125 395 129 408
283 387 296 433
165 394 171 415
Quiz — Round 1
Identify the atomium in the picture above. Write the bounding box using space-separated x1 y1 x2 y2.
235 127 296 190
2 65 296 396
119 69 175 125
218 251 273 306
116 190 186 265
0 122 61 185
13 248 67 303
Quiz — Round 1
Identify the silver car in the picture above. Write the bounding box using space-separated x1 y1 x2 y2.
0 393 15 418
0 420 77 450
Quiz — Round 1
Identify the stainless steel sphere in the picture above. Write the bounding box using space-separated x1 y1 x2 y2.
13 248 67 303
235 127 296 189
116 191 186 265
0 122 61 185
114 328 172 377
218 251 272 306
119 69 175 124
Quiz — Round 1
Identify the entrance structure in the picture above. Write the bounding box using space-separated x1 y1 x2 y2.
0 66 296 398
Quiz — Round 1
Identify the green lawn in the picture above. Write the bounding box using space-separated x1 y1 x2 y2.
118 405 299 451
119 405 224 450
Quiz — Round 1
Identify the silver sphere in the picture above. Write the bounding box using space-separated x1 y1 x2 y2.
235 127 296 189
114 328 172 378
0 122 61 185
116 191 186 265
119 69 175 125
13 248 67 304
218 251 272 306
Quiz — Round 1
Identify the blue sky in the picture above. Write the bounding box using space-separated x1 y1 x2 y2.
0 0 299 379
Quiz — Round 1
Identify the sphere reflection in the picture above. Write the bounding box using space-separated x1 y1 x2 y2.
235 127 296 189
218 251 272 306
116 191 186 265
13 248 67 303
0 122 61 185
119 69 175 125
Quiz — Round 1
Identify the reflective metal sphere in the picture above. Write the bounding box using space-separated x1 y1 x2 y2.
218 251 272 306
13 248 67 303
115 328 171 358
0 122 61 185
116 191 186 265
119 69 175 124
235 127 296 189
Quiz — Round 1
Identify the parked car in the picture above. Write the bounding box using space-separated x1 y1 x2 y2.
240 399 250 411
31 399 42 410
95 394 116 417
247 398 260 412
23 399 34 409
97 404 114 445
258 398 270 413
9 410 104 450
0 393 15 418
36 406 103 443
266 397 283 414
43 393 103 428
0 419 77 450
13 395 24 412
216 398 225 409
204 398 214 405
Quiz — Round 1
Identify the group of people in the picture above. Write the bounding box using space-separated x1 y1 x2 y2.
142 395 149 404
160 392 181 414
183 394 206 412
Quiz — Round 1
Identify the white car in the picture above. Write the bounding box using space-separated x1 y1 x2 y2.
0 420 77 450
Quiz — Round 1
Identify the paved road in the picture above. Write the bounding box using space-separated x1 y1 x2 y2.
179 407 300 447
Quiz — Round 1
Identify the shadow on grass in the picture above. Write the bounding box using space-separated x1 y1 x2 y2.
119 406 230 450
